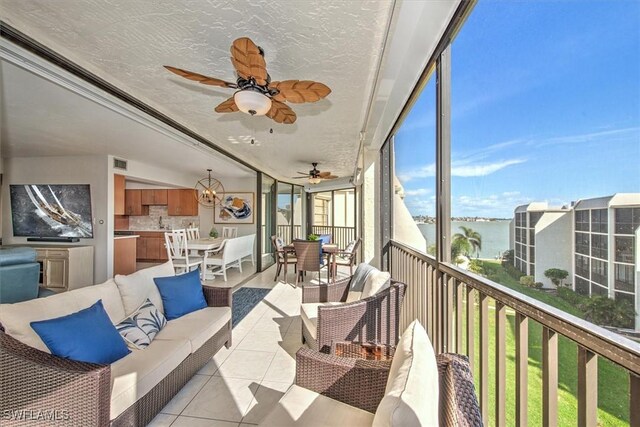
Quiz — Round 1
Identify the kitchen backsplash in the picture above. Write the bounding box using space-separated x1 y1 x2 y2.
126 206 199 230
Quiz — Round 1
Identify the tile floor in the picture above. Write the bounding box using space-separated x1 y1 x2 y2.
147 265 350 427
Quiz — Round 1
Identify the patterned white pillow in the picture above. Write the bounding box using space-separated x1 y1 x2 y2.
116 299 167 349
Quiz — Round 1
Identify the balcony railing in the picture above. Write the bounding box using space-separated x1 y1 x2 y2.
389 239 640 426
275 225 356 250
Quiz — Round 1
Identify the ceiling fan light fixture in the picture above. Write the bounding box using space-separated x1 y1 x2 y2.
234 90 272 116
309 177 322 185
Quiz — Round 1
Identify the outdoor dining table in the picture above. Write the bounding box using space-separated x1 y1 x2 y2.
283 243 339 284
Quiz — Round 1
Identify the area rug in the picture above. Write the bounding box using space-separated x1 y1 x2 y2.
232 287 271 328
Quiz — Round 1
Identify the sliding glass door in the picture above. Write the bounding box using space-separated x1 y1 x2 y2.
259 174 276 271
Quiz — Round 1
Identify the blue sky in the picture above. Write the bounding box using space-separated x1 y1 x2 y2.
395 0 640 218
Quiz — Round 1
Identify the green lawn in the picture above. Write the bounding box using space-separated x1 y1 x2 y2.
465 260 629 426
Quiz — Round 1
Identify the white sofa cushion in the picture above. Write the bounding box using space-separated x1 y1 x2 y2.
110 337 190 420
361 271 391 299
115 261 174 316
258 384 374 427
0 280 126 352
372 320 438 427
154 306 231 352
345 291 362 303
300 302 343 340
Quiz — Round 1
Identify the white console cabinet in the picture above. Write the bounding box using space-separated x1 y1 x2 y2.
33 246 94 292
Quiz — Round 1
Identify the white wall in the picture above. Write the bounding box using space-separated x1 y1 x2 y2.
2 155 110 282
534 212 573 288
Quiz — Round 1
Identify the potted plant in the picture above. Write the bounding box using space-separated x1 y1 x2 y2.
209 227 219 238
307 233 319 241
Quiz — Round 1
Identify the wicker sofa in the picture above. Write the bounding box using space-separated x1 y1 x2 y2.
0 262 232 426
301 276 406 353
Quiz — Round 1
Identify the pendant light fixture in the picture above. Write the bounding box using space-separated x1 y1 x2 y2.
194 169 225 207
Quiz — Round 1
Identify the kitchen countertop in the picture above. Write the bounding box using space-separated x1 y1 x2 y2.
115 229 173 232
113 235 140 240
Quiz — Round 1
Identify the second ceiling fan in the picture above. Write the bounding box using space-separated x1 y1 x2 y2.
292 163 338 184
165 37 331 124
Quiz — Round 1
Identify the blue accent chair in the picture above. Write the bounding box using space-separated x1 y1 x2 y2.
0 247 47 304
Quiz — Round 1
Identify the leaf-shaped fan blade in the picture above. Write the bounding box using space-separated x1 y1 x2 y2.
324 175 339 179
214 97 239 113
269 80 331 103
318 171 332 178
230 37 267 86
291 176 309 179
164 66 236 88
266 100 297 124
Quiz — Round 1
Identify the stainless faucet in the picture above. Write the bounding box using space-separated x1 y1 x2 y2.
158 216 163 229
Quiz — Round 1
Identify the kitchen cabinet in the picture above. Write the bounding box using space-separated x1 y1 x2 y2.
141 189 168 206
167 189 198 216
114 237 137 275
125 189 149 216
136 232 169 262
114 174 126 215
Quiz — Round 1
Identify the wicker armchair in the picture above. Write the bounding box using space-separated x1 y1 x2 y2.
301 278 406 353
0 286 232 427
295 348 483 426
292 240 330 287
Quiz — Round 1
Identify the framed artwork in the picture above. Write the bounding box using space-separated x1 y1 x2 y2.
214 192 255 224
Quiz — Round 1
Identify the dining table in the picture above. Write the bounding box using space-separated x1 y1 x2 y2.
187 237 225 252
283 243 339 284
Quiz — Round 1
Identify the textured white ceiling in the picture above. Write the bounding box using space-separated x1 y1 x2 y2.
0 57 255 180
2 0 394 181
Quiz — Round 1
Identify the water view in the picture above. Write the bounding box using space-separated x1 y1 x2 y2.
417 220 510 259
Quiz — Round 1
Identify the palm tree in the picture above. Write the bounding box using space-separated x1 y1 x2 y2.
453 226 482 258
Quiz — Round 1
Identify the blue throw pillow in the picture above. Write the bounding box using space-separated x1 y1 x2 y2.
153 269 207 320
30 300 130 364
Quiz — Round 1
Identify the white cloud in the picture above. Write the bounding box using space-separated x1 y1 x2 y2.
453 191 532 218
404 188 432 196
537 127 640 147
398 158 525 182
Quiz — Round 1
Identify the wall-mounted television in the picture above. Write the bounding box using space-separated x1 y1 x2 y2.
10 184 94 238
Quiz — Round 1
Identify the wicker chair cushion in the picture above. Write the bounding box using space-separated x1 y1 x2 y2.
0 279 126 353
300 302 343 340
257 384 374 427
115 261 175 316
110 337 191 420
361 271 391 299
154 306 231 352
373 320 438 427
350 263 377 292
345 291 362 302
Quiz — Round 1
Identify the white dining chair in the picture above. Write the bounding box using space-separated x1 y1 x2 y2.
222 227 238 239
164 229 203 276
186 227 200 240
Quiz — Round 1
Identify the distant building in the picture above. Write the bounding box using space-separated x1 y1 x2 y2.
513 202 572 288
513 194 640 329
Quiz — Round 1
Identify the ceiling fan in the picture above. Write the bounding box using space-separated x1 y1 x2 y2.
292 163 338 184
164 37 331 124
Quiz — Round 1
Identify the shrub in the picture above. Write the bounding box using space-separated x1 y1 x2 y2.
557 287 587 306
534 282 544 289
503 263 524 281
501 249 514 266
582 296 636 329
544 268 569 287
468 259 484 274
519 275 535 287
